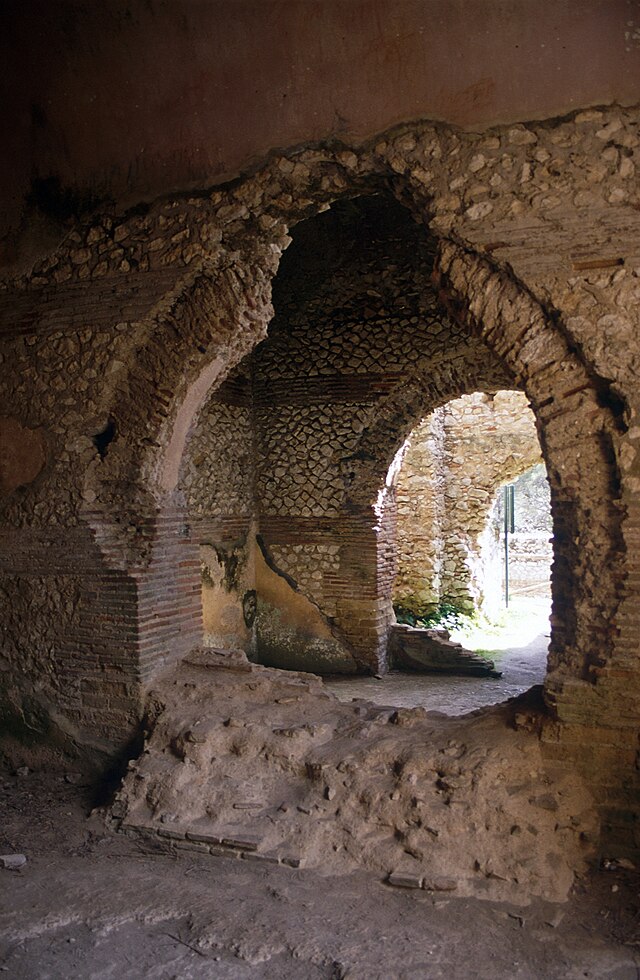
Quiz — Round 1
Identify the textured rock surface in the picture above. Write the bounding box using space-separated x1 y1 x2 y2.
395 390 542 616
1 105 639 856
113 657 596 905
2 762 639 980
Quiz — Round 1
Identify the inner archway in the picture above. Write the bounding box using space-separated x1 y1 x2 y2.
180 193 516 676
393 389 547 623
172 184 623 712
328 389 554 713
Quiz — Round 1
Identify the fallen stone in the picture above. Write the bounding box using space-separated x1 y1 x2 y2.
0 854 27 869
388 624 500 676
545 909 566 929
614 858 636 871
423 876 457 892
389 707 428 726
280 854 302 868
388 871 423 889
64 772 84 785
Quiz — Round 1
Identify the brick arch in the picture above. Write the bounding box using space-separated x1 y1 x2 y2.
81 250 279 569
82 182 624 691
340 343 514 509
0 106 637 858
434 239 626 685
335 230 625 688
18 113 625 744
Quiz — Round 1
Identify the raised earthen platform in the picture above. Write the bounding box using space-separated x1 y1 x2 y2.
112 652 596 905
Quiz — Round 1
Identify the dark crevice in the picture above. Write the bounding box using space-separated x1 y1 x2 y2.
93 417 117 459
593 381 629 435
27 175 110 227
256 533 299 591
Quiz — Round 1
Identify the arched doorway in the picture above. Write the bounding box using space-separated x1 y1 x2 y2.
328 390 553 714
6 112 631 856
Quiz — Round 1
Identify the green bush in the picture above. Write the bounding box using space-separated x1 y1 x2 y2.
394 601 470 632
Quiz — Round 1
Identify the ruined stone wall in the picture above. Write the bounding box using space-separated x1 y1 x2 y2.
394 412 446 615
0 203 283 751
394 390 542 617
1 106 639 857
249 198 511 672
180 371 258 654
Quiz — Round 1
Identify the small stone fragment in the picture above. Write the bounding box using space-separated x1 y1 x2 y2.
545 909 565 929
615 858 636 870
280 854 302 868
465 201 493 221
423 877 457 892
0 854 27 869
508 126 537 145
64 772 84 785
388 871 423 889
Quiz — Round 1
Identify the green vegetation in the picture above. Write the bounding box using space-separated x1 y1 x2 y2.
394 601 473 632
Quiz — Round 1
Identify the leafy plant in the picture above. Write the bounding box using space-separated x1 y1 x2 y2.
394 601 471 632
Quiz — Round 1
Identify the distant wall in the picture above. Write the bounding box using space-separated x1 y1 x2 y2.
394 391 543 616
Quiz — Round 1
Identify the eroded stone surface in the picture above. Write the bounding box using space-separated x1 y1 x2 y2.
114 659 597 905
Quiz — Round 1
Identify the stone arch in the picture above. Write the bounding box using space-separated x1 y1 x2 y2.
392 389 545 620
79 162 624 694
339 234 625 688
3 108 633 762
81 249 280 567
433 239 626 686
340 345 514 509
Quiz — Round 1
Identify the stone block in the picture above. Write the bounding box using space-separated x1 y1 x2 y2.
388 871 423 889
186 830 222 845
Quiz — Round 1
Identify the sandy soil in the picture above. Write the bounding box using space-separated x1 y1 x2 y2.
1 763 639 979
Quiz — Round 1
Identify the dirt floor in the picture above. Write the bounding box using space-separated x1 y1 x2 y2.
326 596 550 714
0 764 639 979
2 640 640 979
